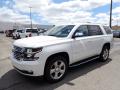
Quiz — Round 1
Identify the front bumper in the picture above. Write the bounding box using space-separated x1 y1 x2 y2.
10 56 45 76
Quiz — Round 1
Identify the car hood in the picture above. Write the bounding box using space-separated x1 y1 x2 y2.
13 36 68 48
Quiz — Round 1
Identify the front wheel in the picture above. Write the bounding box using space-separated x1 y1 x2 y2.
99 46 110 62
44 56 68 83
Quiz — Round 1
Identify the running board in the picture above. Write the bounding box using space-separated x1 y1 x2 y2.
69 55 100 68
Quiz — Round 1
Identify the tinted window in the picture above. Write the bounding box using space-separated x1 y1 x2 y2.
26 29 38 33
103 26 112 34
26 29 32 32
87 25 103 36
74 25 88 37
17 30 23 33
32 30 38 33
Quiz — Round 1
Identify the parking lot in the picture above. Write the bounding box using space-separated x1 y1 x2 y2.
1 34 120 90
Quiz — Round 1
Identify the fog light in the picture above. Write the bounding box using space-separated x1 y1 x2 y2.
27 49 32 53
27 53 33 57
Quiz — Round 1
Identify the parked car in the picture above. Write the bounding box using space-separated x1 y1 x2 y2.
12 29 24 39
0 31 4 33
11 24 113 83
38 29 47 35
112 30 120 38
5 29 15 37
14 28 39 39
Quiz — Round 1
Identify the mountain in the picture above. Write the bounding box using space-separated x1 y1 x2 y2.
0 21 54 31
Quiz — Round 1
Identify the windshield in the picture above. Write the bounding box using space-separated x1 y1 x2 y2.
45 25 75 37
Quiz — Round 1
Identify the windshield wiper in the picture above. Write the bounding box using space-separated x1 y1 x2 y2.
48 35 56 36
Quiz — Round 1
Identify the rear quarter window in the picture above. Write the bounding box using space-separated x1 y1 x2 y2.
103 26 112 34
87 25 103 36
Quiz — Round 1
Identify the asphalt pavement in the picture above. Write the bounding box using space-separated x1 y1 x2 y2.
0 34 120 90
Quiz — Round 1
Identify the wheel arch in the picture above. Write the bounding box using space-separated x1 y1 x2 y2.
44 52 70 74
103 42 111 50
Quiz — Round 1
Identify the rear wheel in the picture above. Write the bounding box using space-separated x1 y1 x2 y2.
44 56 68 83
99 46 109 62
18 35 21 39
12 36 15 39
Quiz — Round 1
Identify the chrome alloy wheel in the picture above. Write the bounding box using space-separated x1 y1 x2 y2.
50 60 66 80
103 49 109 60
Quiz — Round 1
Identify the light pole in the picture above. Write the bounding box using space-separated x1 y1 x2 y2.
109 0 113 28
29 7 33 29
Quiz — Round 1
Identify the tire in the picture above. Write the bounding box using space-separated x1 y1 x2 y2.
99 46 109 62
12 36 15 39
44 56 68 83
18 35 21 39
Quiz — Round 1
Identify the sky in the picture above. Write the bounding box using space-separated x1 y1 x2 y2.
0 0 120 25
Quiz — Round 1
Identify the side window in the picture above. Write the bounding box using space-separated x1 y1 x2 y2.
87 25 103 36
74 25 88 37
17 30 23 33
32 29 38 33
103 26 112 34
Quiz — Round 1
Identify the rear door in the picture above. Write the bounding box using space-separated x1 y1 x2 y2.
72 25 104 63
87 25 104 56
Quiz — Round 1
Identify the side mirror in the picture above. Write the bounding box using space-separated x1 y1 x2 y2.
73 32 84 38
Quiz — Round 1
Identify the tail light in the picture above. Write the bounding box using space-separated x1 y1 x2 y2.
29 33 32 37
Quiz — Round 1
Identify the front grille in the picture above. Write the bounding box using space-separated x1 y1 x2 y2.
13 46 25 61
14 46 24 52
14 51 24 60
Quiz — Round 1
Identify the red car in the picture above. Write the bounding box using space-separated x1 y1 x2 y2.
5 30 15 37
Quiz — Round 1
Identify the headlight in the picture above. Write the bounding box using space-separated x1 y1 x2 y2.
32 47 43 53
26 47 43 54
25 47 43 60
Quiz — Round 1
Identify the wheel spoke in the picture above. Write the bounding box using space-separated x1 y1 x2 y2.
59 62 64 68
54 72 59 79
50 69 55 74
60 69 65 74
103 49 108 60
50 60 66 80
54 61 59 68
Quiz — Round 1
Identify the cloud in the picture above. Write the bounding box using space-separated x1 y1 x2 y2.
95 13 110 24
12 0 97 24
0 7 38 24
0 0 120 25
113 7 120 14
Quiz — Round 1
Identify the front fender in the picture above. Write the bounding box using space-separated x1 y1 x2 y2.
42 42 73 64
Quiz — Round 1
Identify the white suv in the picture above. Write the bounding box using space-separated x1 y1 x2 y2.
13 28 39 39
12 30 24 39
11 24 113 82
